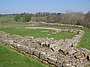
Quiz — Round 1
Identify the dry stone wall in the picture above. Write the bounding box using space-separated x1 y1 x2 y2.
0 28 90 67
31 22 84 29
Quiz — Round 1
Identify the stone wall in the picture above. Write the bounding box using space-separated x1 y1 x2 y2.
0 28 90 67
31 22 84 29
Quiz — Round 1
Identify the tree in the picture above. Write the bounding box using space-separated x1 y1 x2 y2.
14 13 32 22
61 11 85 25
23 14 32 22
46 13 62 23
14 14 21 21
82 11 90 28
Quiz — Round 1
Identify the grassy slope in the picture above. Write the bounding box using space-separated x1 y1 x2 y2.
0 44 47 67
77 29 90 50
0 28 75 40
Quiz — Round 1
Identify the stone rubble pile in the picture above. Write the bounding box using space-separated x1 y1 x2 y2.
0 29 90 67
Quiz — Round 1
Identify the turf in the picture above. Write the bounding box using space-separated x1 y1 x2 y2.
0 44 48 67
77 28 90 50
0 28 75 40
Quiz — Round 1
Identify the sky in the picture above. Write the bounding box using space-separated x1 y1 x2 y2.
0 0 90 14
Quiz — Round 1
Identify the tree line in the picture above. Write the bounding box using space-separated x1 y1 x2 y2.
32 11 90 28
0 11 90 28
31 11 90 28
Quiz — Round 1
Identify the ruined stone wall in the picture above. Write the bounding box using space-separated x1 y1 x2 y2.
0 29 90 67
31 22 84 29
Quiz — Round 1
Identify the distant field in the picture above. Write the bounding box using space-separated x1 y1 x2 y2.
0 44 48 67
0 15 14 21
0 28 75 40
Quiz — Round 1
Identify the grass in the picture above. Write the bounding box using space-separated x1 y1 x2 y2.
0 44 48 67
0 28 75 40
0 22 31 27
0 15 14 21
77 28 90 50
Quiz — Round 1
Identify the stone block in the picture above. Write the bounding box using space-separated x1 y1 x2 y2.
87 54 90 61
56 61 62 67
68 48 77 55
34 49 40 58
30 48 35 55
74 51 85 59
62 61 72 67
47 56 57 65
39 51 48 61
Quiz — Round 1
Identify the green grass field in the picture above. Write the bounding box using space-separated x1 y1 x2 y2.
0 28 75 40
0 44 48 67
77 29 90 50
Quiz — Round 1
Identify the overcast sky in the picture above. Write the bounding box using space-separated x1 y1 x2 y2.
0 0 90 14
